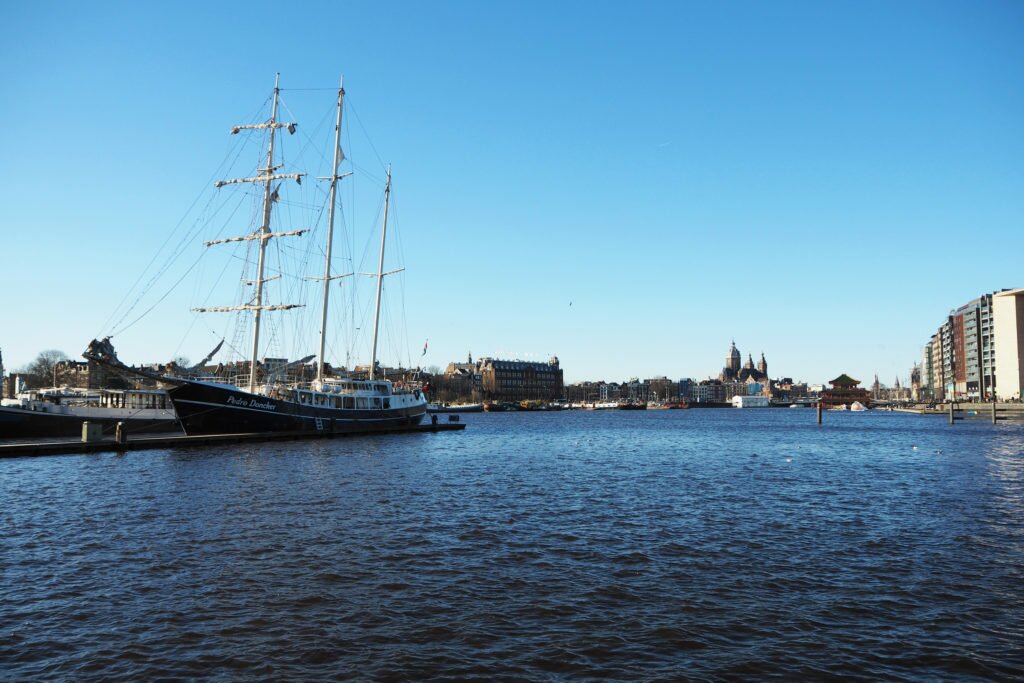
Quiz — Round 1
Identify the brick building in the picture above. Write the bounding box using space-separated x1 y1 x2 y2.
479 356 564 402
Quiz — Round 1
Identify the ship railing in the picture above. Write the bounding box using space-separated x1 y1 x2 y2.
314 379 395 397
222 373 292 391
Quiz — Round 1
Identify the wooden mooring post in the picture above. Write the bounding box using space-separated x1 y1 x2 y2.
816 400 822 425
948 400 1007 426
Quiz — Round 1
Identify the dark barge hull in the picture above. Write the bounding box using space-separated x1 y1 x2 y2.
0 406 179 438
168 381 426 436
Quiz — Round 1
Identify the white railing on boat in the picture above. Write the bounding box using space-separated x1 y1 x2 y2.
205 372 424 401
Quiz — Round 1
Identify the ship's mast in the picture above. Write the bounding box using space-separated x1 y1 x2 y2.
317 77 346 383
368 165 391 381
248 74 283 394
195 73 305 394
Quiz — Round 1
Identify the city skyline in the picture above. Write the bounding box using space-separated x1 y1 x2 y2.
0 337 951 391
2 1 1022 384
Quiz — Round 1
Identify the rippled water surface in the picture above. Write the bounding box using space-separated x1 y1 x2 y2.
3 409 1024 680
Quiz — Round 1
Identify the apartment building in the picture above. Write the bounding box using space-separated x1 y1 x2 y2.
993 289 1024 400
922 289 1023 400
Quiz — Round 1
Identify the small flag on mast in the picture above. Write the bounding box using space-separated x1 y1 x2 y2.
421 339 429 357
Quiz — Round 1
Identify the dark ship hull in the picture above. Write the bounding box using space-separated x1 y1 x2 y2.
167 380 426 436
0 406 179 439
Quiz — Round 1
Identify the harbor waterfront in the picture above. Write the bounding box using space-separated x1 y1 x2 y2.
2 409 1022 679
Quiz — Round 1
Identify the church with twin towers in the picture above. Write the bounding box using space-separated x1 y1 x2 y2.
719 341 769 384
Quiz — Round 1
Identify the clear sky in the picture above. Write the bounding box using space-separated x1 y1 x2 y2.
2 1 1022 385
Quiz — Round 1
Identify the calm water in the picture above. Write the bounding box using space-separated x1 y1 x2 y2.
2 409 1023 680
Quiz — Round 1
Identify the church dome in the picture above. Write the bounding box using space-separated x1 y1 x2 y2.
726 341 741 371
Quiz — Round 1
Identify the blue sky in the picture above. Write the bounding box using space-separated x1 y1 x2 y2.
1 1 1022 385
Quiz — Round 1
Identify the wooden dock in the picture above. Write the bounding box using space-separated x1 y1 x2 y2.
0 421 465 458
891 403 1024 422
890 407 948 416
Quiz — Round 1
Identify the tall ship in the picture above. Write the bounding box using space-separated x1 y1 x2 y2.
86 75 427 435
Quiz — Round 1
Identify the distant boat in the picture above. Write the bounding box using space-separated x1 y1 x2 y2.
648 399 689 409
849 401 868 412
427 402 484 413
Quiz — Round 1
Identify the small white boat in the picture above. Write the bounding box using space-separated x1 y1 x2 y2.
427 402 483 413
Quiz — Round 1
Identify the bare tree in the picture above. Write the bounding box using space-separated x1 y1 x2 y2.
21 350 70 388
